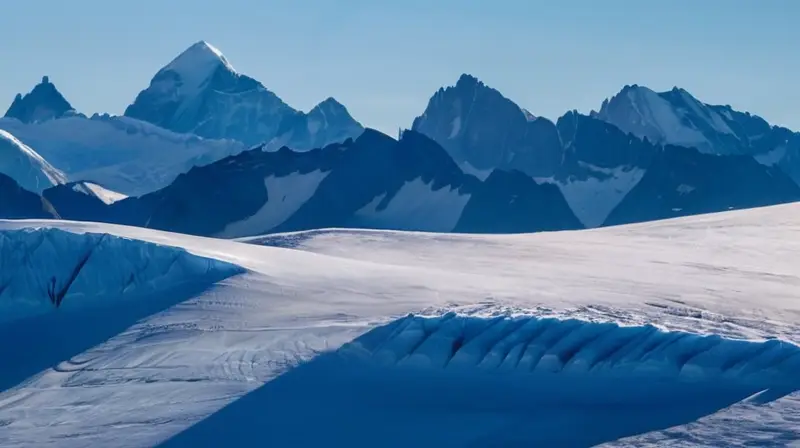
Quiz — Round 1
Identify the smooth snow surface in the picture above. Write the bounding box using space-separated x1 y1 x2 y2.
352 177 471 232
0 116 244 195
216 169 329 238
0 129 67 193
1 202 800 446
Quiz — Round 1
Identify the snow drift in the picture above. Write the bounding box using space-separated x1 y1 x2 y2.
0 227 243 323
167 313 800 447
343 314 800 392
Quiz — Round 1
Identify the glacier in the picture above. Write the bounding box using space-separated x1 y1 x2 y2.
0 202 799 446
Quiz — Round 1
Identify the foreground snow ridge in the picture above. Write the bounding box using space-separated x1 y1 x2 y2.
0 228 243 323
169 312 800 447
342 313 799 393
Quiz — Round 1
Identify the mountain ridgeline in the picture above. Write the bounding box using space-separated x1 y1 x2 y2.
410 74 800 228
2 40 800 237
39 129 583 237
123 41 364 150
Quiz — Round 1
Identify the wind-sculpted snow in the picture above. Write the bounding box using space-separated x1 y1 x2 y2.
341 314 800 393
0 227 244 323
167 312 800 447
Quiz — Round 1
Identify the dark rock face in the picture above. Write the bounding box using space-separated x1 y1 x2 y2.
411 74 563 177
0 173 60 219
4 76 76 123
455 169 582 233
605 146 800 226
42 182 114 223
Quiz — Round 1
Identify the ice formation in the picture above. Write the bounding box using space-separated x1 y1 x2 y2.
0 227 244 323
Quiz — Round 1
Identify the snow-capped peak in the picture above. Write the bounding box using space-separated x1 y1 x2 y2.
308 97 353 121
159 41 236 96
124 41 363 149
593 84 737 153
0 128 67 193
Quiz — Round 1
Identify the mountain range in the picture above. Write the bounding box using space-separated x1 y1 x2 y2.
2 40 799 237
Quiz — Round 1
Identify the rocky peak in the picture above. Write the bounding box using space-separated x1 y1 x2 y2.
4 76 75 123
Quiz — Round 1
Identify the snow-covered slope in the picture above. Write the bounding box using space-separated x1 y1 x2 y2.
124 41 364 149
412 74 563 178
0 114 244 195
0 129 66 193
0 227 242 324
1 202 799 446
67 181 127 204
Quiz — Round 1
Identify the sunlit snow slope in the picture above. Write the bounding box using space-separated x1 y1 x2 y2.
0 129 66 193
1 203 800 447
0 116 244 195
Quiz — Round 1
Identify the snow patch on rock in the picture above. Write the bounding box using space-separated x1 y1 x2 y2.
216 169 330 238
541 166 646 228
353 178 471 232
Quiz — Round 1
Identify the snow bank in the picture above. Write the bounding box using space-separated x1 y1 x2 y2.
341 314 799 392
0 227 244 323
164 313 799 447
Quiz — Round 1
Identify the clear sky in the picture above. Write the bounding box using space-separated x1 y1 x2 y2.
1 0 798 135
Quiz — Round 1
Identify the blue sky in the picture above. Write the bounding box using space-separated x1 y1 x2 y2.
1 0 797 134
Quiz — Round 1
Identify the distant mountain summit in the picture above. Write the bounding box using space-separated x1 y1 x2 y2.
124 41 363 149
4 76 77 123
593 84 800 184
413 76 800 228
412 73 562 178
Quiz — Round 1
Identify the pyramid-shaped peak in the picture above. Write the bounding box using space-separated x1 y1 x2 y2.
316 97 344 108
162 40 236 78
311 97 349 115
